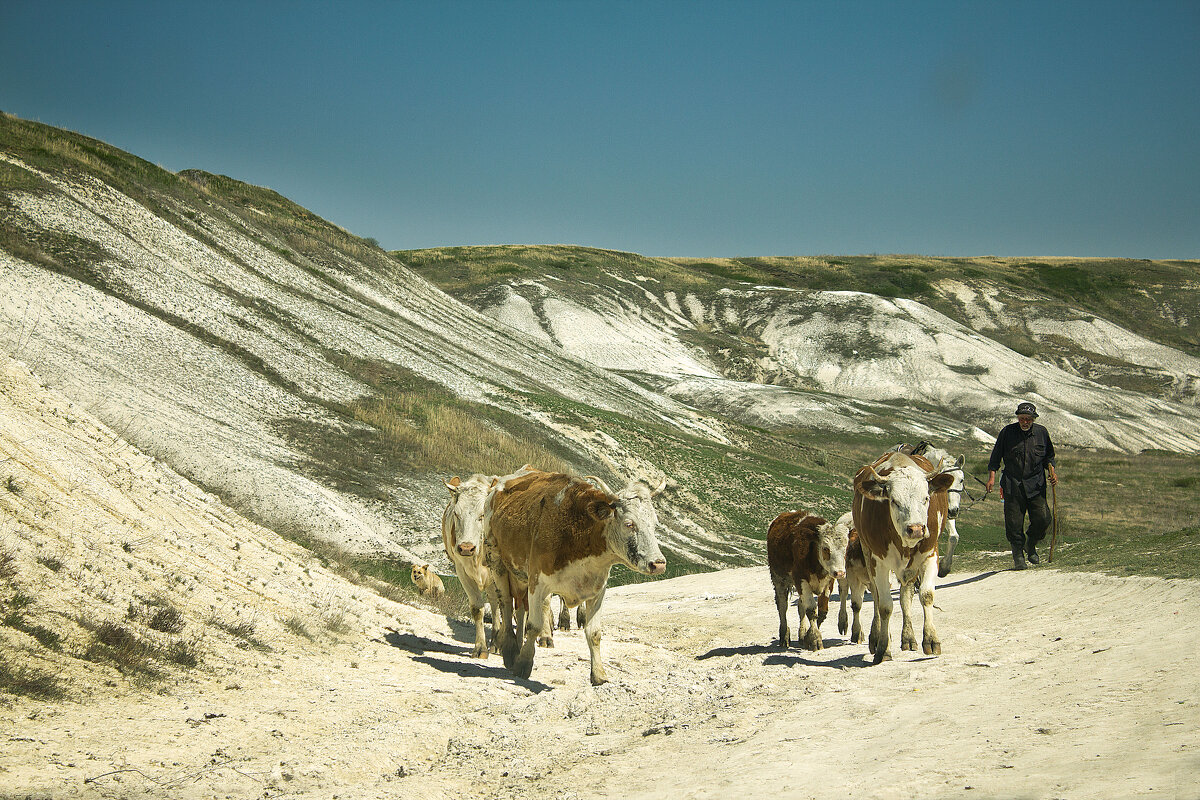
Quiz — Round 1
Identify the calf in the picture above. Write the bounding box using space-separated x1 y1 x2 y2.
767 510 848 651
411 564 445 599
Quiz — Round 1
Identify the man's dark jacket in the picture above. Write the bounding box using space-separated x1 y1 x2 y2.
988 422 1056 498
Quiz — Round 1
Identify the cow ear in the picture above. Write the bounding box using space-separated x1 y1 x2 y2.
445 477 462 493
588 500 615 521
858 478 888 501
930 473 955 493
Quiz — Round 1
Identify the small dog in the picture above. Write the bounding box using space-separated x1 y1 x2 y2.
410 564 445 599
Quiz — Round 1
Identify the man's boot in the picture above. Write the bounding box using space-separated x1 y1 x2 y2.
1012 548 1027 570
1026 544 1040 565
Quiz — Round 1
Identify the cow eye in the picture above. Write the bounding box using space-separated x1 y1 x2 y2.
822 547 831 560
624 520 635 529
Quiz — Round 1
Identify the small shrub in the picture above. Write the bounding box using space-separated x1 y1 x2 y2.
0 545 17 581
147 606 185 634
1171 475 1198 489
283 615 312 639
210 615 271 651
0 661 64 699
37 555 64 573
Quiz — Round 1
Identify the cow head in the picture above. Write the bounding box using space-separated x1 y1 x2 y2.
444 473 494 557
593 478 667 576
856 455 956 545
824 513 853 579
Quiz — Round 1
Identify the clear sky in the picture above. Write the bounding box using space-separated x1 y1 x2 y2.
2 1 1197 259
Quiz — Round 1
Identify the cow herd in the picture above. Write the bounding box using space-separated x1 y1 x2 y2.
417 443 964 685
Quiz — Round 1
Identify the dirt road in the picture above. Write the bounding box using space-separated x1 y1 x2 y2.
4 565 1197 800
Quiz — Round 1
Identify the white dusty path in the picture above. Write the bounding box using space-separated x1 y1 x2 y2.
3 566 1197 800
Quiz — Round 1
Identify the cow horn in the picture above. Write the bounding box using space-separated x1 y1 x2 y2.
651 476 668 497
583 475 614 494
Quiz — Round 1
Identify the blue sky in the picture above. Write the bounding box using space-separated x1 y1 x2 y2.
2 1 1197 258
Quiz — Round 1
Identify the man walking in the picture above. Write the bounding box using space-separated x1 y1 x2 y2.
986 402 1059 570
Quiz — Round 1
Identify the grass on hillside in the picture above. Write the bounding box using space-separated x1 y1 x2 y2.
906 447 1200 581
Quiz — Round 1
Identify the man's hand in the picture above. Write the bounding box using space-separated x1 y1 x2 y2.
1048 467 1058 487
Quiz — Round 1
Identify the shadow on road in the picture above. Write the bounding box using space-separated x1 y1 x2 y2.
380 629 470 656
379 629 551 691
411 654 552 692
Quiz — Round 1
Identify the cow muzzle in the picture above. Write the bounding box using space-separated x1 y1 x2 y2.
648 559 667 575
904 524 927 539
456 542 476 557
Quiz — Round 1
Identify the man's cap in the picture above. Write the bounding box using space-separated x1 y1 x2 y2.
1015 401 1038 418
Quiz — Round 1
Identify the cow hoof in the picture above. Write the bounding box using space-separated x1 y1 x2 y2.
901 638 917 651
538 636 554 648
471 645 488 659
923 640 942 655
873 651 892 664
502 641 520 670
851 632 864 645
513 657 534 680
590 671 608 686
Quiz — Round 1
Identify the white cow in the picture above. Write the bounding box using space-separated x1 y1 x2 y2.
442 473 501 658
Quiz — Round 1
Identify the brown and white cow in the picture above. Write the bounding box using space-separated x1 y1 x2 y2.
442 473 503 658
483 468 667 684
892 442 967 577
410 564 445 599
852 450 956 663
767 510 849 651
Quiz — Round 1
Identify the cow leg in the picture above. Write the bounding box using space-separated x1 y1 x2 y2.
837 576 849 636
936 520 955 575
584 585 609 686
800 584 823 651
494 577 520 670
461 577 489 659
576 605 586 629
538 595 555 647
773 576 791 649
850 581 865 645
919 555 941 655
485 582 502 654
557 595 572 631
899 580 917 651
869 567 893 663
514 578 549 680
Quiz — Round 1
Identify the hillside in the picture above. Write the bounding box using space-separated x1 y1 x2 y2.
1 114 813 574
4 112 1200 585
399 245 1200 452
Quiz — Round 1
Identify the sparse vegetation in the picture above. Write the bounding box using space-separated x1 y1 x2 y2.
283 614 313 639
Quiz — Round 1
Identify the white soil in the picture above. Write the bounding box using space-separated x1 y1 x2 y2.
2 358 1196 799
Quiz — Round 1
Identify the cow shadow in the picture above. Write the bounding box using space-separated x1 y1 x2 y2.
697 638 874 669
411 654 552 692
380 629 471 657
762 651 868 669
379 630 551 692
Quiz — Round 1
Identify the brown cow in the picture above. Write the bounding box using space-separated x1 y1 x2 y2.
767 510 848 651
483 468 667 684
852 450 955 663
